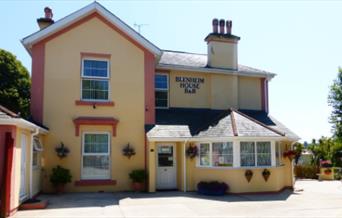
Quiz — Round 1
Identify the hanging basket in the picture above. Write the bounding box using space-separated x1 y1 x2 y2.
55 142 70 159
122 143 136 159
186 145 198 159
245 170 253 183
262 169 271 182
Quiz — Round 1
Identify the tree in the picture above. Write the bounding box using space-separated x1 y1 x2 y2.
328 68 342 139
0 49 30 118
308 137 342 167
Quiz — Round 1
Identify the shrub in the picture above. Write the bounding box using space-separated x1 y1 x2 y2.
49 165 72 186
129 169 146 183
294 165 318 179
197 181 229 196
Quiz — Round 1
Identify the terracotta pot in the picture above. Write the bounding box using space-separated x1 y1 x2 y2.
263 174 270 182
131 182 145 192
55 184 65 194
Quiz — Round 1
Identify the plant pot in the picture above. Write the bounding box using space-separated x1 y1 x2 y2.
245 170 253 183
131 182 145 192
55 184 65 194
263 174 270 182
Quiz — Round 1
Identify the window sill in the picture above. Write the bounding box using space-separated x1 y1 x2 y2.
75 100 114 106
196 165 284 170
74 179 117 186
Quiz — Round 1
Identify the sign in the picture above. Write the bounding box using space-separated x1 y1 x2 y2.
175 76 205 94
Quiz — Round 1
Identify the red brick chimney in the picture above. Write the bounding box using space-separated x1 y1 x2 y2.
37 7 54 29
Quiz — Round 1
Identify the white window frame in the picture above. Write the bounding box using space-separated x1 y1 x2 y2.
240 141 273 167
81 131 111 180
197 142 234 168
32 137 43 169
81 58 110 102
155 73 169 109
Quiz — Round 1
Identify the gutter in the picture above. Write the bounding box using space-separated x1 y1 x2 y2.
29 128 39 198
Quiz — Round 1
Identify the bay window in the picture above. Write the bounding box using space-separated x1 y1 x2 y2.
198 142 233 167
240 142 255 167
155 74 168 108
240 141 272 167
82 133 110 179
81 59 109 101
199 143 210 166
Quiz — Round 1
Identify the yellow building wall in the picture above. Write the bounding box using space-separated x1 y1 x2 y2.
42 17 145 192
238 77 262 110
207 41 238 69
210 74 238 109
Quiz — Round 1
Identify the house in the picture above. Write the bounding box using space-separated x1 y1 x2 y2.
0 105 47 217
21 2 299 195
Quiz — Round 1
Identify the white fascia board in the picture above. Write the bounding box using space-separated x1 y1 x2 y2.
157 64 276 80
0 119 48 134
147 137 191 142
147 136 291 142
22 2 161 56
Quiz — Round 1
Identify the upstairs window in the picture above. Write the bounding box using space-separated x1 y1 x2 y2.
81 59 109 101
155 74 168 108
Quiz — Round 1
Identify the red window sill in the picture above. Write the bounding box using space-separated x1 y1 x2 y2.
75 100 114 106
74 180 117 186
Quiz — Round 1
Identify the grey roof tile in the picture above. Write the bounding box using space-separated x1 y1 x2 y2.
147 125 191 138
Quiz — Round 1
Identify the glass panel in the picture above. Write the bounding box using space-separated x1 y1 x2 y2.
212 142 233 167
158 146 173 167
155 90 168 107
83 60 108 77
82 79 109 100
84 134 109 154
240 142 255 167
257 142 271 166
83 155 109 179
32 151 39 167
199 143 210 166
155 74 168 89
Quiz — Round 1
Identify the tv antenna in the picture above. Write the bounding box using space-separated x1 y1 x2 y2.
134 23 148 34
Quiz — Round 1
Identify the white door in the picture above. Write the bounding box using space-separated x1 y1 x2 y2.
20 134 27 200
156 144 177 190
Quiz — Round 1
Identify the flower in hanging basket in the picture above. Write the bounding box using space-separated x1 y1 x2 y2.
245 170 253 183
283 150 296 160
324 168 332 175
262 169 271 182
186 145 198 159
55 142 70 159
122 143 136 159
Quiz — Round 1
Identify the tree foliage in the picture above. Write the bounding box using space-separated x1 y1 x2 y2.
328 68 342 139
308 137 342 167
0 49 30 118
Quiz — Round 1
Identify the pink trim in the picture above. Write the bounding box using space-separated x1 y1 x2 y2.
75 100 114 106
144 51 155 124
80 52 111 59
261 78 266 111
265 80 269 113
31 43 45 124
74 180 116 186
73 117 119 136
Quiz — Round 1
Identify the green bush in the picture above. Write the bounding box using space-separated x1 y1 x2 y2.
294 165 318 179
49 165 72 186
129 169 146 183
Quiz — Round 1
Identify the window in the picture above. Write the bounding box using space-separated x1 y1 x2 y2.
275 142 282 166
199 142 233 167
81 59 109 101
212 142 233 167
32 137 43 168
82 133 110 179
240 142 255 167
240 141 272 167
155 74 168 108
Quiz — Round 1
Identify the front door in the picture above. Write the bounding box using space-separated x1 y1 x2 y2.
20 134 27 200
156 144 177 190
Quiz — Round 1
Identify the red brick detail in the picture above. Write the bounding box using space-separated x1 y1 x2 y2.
73 117 119 136
74 180 117 186
75 100 114 106
144 51 155 124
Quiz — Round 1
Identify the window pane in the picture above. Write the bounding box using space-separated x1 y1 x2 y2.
84 134 109 154
155 74 168 89
82 79 109 100
212 142 233 167
257 142 271 166
199 143 210 166
83 155 109 179
240 142 255 167
32 151 39 167
83 60 108 77
155 90 168 107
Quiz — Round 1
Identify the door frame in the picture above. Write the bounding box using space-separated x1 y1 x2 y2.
156 143 177 190
20 133 28 201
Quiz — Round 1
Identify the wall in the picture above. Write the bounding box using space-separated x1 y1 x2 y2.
207 40 238 69
41 16 146 192
238 77 262 110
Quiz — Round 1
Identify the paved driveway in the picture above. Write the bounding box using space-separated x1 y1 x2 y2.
12 180 342 218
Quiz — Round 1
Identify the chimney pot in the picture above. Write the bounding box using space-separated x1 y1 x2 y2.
212 18 219 34
37 6 54 29
44 7 53 19
219 19 225 34
226 20 232 35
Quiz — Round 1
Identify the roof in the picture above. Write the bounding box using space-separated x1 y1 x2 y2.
158 50 275 79
21 2 161 56
146 125 191 139
0 105 48 133
150 108 299 140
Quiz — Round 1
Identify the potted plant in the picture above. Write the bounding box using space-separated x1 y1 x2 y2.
262 169 271 182
129 169 146 192
122 143 136 159
197 181 229 196
49 165 72 193
186 144 198 159
245 170 253 183
55 142 70 159
324 168 332 175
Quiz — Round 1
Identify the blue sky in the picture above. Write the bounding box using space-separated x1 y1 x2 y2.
1 0 341 142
